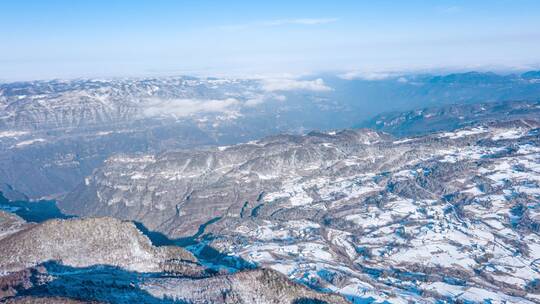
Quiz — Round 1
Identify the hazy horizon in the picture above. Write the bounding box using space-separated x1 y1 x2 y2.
2 0 540 81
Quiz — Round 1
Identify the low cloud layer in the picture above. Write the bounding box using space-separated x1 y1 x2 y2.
339 71 398 81
142 98 239 118
244 93 287 107
261 78 331 92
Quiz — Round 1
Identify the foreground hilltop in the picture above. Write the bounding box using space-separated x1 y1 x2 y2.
0 214 348 304
60 118 540 303
0 216 198 274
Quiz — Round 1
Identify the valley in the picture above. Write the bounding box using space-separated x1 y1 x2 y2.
1 73 540 303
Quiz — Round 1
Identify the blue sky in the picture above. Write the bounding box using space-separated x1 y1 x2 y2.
1 0 540 80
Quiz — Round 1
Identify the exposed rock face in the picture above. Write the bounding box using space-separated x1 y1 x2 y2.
62 119 540 303
0 217 198 274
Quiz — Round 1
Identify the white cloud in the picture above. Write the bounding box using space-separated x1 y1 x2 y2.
244 93 288 107
339 71 398 80
244 96 265 107
261 78 331 92
142 98 239 117
397 77 408 83
274 94 287 101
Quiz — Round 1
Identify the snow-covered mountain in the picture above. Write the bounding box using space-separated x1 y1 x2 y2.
360 100 540 137
0 213 348 304
1 72 540 198
60 118 540 303
2 73 540 303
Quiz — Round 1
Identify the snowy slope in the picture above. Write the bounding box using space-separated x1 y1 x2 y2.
63 119 540 303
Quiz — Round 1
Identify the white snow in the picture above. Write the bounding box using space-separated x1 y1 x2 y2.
14 138 45 147
0 130 29 138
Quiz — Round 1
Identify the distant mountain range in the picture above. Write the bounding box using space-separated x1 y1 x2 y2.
359 100 540 136
2 109 538 303
1 72 540 303
1 71 540 198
